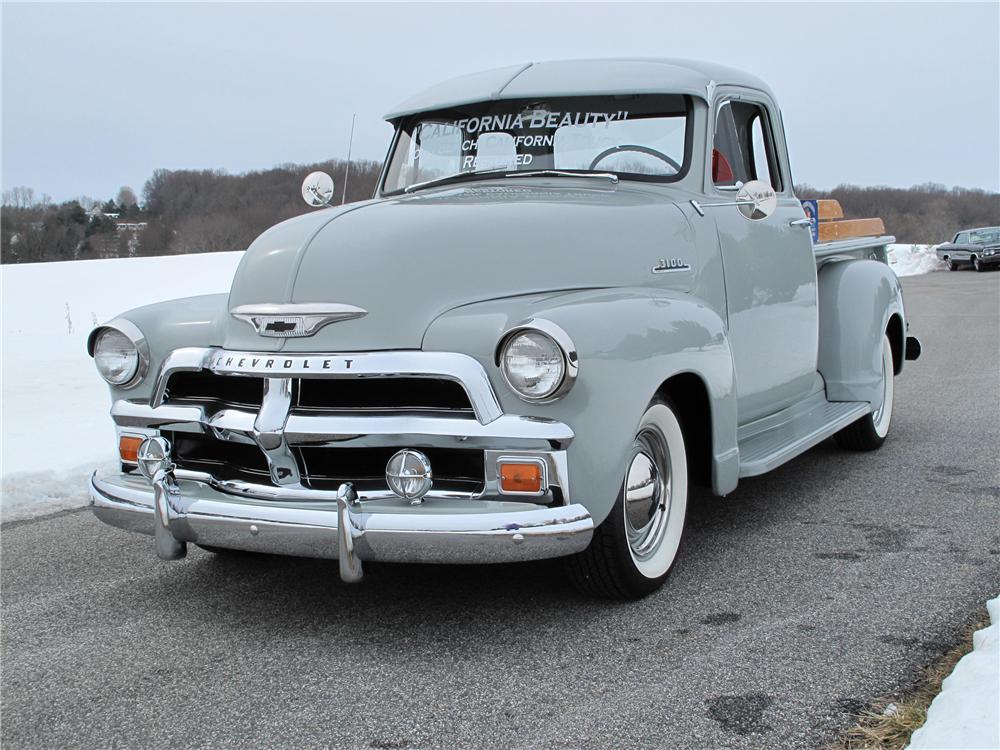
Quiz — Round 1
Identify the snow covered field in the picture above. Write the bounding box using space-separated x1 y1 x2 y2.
1 251 243 521
0 244 942 522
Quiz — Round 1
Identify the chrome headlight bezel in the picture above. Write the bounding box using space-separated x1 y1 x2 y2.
87 319 149 389
497 319 579 403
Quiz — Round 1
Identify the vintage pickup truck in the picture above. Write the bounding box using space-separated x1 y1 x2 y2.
88 59 921 598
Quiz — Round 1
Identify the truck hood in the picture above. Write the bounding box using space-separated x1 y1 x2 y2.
226 182 690 352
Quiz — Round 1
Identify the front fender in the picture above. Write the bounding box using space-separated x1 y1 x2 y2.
817 259 905 405
88 293 231 402
422 288 738 524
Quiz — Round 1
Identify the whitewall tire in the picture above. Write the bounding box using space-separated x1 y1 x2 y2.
566 400 688 599
836 333 895 451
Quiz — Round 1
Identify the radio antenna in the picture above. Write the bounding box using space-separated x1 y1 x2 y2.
342 113 356 205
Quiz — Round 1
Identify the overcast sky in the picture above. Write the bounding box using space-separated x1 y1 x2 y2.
2 2 998 203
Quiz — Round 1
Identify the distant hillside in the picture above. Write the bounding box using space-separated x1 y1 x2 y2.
1 158 381 264
138 158 382 258
2 166 996 263
795 183 999 245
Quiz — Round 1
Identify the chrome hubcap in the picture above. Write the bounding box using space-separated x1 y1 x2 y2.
623 428 671 559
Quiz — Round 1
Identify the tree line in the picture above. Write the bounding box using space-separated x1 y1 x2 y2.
2 168 996 264
795 183 999 245
1 159 381 264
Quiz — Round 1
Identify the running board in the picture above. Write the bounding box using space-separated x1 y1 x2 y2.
738 395 870 477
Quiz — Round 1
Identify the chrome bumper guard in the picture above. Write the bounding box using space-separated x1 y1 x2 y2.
89 470 594 582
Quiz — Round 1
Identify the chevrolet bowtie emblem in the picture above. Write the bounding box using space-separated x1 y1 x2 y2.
263 320 299 334
231 303 368 338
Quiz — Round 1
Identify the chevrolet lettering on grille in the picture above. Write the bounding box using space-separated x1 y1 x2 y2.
211 354 356 372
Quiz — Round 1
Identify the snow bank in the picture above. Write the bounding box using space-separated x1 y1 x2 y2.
907 596 1000 750
1 252 243 520
888 244 945 277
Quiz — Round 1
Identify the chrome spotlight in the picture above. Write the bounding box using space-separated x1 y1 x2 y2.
136 436 173 480
386 449 433 504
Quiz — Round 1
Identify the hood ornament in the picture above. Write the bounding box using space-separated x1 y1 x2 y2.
231 303 367 338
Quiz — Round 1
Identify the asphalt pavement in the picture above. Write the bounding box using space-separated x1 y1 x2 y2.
2 270 998 750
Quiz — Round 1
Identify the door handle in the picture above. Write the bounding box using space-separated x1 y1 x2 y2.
789 218 812 228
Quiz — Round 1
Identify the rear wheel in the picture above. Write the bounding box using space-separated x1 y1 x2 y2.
835 333 894 451
565 401 688 599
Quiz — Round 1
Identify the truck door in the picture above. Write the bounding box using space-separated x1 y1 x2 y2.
710 94 818 424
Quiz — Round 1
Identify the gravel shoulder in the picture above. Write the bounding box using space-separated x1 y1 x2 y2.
2 271 998 750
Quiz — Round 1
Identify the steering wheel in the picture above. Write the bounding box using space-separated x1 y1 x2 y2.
589 145 682 174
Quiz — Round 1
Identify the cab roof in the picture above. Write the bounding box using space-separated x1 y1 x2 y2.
384 58 775 120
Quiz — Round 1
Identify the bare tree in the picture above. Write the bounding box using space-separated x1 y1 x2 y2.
116 186 138 208
2 186 36 208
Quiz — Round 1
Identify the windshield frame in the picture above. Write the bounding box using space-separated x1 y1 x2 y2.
380 94 694 196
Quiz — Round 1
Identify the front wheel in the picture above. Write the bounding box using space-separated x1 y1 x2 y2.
565 401 688 599
974 257 985 272
835 333 894 451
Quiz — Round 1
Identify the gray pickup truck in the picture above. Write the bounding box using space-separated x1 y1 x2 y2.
88 58 921 599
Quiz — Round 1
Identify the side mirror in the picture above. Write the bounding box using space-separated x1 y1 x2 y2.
735 180 777 221
302 171 335 208
690 179 777 221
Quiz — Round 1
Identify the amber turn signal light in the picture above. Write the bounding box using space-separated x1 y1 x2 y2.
499 461 544 494
119 436 143 464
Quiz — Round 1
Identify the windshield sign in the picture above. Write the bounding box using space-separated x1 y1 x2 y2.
383 95 690 194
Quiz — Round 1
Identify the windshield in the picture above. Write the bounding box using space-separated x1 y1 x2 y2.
382 94 691 194
969 228 1000 245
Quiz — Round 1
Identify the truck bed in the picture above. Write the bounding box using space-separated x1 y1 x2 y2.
813 234 895 265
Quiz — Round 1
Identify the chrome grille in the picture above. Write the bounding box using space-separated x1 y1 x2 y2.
164 371 265 411
118 348 568 504
163 370 474 417
163 431 485 495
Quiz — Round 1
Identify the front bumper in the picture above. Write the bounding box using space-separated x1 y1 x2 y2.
90 470 594 581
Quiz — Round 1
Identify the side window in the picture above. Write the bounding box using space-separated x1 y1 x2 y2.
712 102 745 186
955 232 970 244
750 114 778 190
713 100 783 191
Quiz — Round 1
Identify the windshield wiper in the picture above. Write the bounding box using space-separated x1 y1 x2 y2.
403 168 509 193
500 170 619 184
403 168 620 193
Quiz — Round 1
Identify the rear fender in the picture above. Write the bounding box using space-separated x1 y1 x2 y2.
817 259 905 404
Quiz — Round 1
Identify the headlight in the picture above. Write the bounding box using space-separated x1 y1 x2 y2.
89 320 148 387
94 329 139 384
499 321 578 402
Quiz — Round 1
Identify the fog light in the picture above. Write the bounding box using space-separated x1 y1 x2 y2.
119 436 143 464
386 449 433 504
498 459 546 495
136 436 173 480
